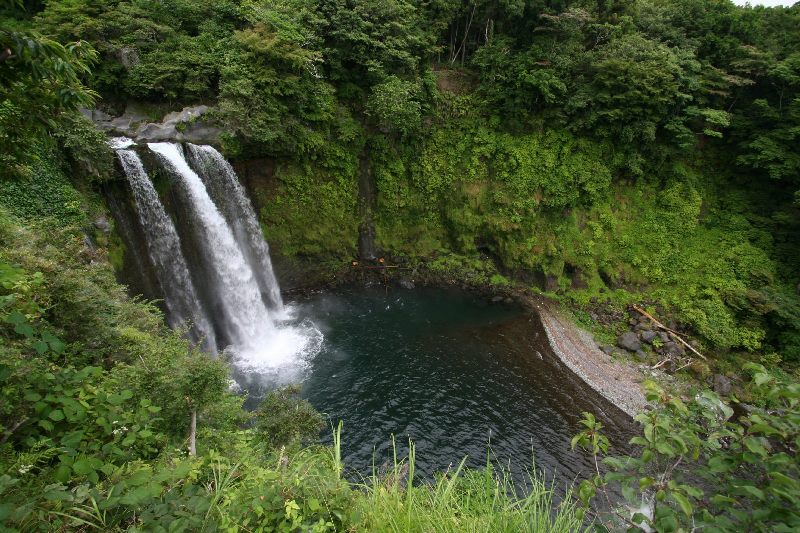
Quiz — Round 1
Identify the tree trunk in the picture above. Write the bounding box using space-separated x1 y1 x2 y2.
188 409 197 456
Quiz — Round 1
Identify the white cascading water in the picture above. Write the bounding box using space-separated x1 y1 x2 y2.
113 140 218 353
185 144 283 312
148 142 274 346
146 142 321 379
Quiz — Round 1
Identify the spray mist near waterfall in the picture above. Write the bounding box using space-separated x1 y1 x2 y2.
112 138 322 384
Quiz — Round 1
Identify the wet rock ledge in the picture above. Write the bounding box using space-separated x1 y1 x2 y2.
82 104 221 144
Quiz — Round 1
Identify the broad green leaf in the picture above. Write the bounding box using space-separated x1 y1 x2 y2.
736 485 765 500
671 492 692 517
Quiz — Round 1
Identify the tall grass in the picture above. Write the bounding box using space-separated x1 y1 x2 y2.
351 437 587 532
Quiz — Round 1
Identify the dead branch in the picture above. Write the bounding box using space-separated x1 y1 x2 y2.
632 304 707 361
650 358 672 370
0 417 29 444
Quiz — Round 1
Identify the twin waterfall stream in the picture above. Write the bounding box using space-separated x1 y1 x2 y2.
112 138 322 382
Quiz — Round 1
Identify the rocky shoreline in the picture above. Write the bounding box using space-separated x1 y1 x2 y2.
530 298 648 418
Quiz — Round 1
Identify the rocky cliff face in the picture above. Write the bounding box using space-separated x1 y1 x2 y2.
83 104 222 145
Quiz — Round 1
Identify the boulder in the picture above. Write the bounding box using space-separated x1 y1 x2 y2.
640 330 658 344
93 215 111 234
108 107 150 135
658 331 670 343
163 105 210 126
662 341 685 357
135 122 179 143
713 374 732 396
95 121 118 132
617 331 641 352
399 278 415 290
731 401 755 421
182 123 222 144
109 115 138 134
91 109 113 122
634 349 648 362
600 345 615 356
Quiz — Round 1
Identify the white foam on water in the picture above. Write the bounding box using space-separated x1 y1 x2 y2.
229 320 324 386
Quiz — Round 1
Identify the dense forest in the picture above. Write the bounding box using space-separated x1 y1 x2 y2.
1 0 799 531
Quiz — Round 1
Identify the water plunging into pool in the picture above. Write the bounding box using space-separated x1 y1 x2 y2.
111 138 630 485
113 139 321 382
236 286 633 484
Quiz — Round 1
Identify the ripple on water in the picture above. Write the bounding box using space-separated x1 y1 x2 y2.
234 286 635 486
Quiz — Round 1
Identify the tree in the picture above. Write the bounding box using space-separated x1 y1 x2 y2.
1 0 97 177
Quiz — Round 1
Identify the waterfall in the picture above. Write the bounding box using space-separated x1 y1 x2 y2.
185 144 283 312
115 147 217 353
148 142 274 352
111 138 321 380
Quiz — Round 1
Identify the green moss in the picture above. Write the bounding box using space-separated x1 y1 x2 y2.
0 146 88 227
260 162 359 259
107 231 127 273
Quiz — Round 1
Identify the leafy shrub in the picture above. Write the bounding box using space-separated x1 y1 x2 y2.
573 370 800 532
367 76 423 135
0 149 87 226
253 385 325 451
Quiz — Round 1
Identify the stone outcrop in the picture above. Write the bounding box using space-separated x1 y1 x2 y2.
83 104 222 145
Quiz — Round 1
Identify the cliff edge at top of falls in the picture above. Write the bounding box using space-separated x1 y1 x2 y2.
530 298 649 418
82 103 222 145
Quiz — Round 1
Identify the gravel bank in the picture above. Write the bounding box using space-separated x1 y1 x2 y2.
527 297 648 418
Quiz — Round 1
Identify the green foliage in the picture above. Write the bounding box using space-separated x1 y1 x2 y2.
218 0 337 156
253 385 324 451
574 373 800 531
32 0 238 100
367 76 423 135
0 151 87 224
261 136 360 258
3 1 800 531
355 439 586 532
11 2 798 362
0 0 97 177
53 113 115 183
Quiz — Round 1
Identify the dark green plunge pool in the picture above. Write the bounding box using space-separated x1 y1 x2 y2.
237 285 632 485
